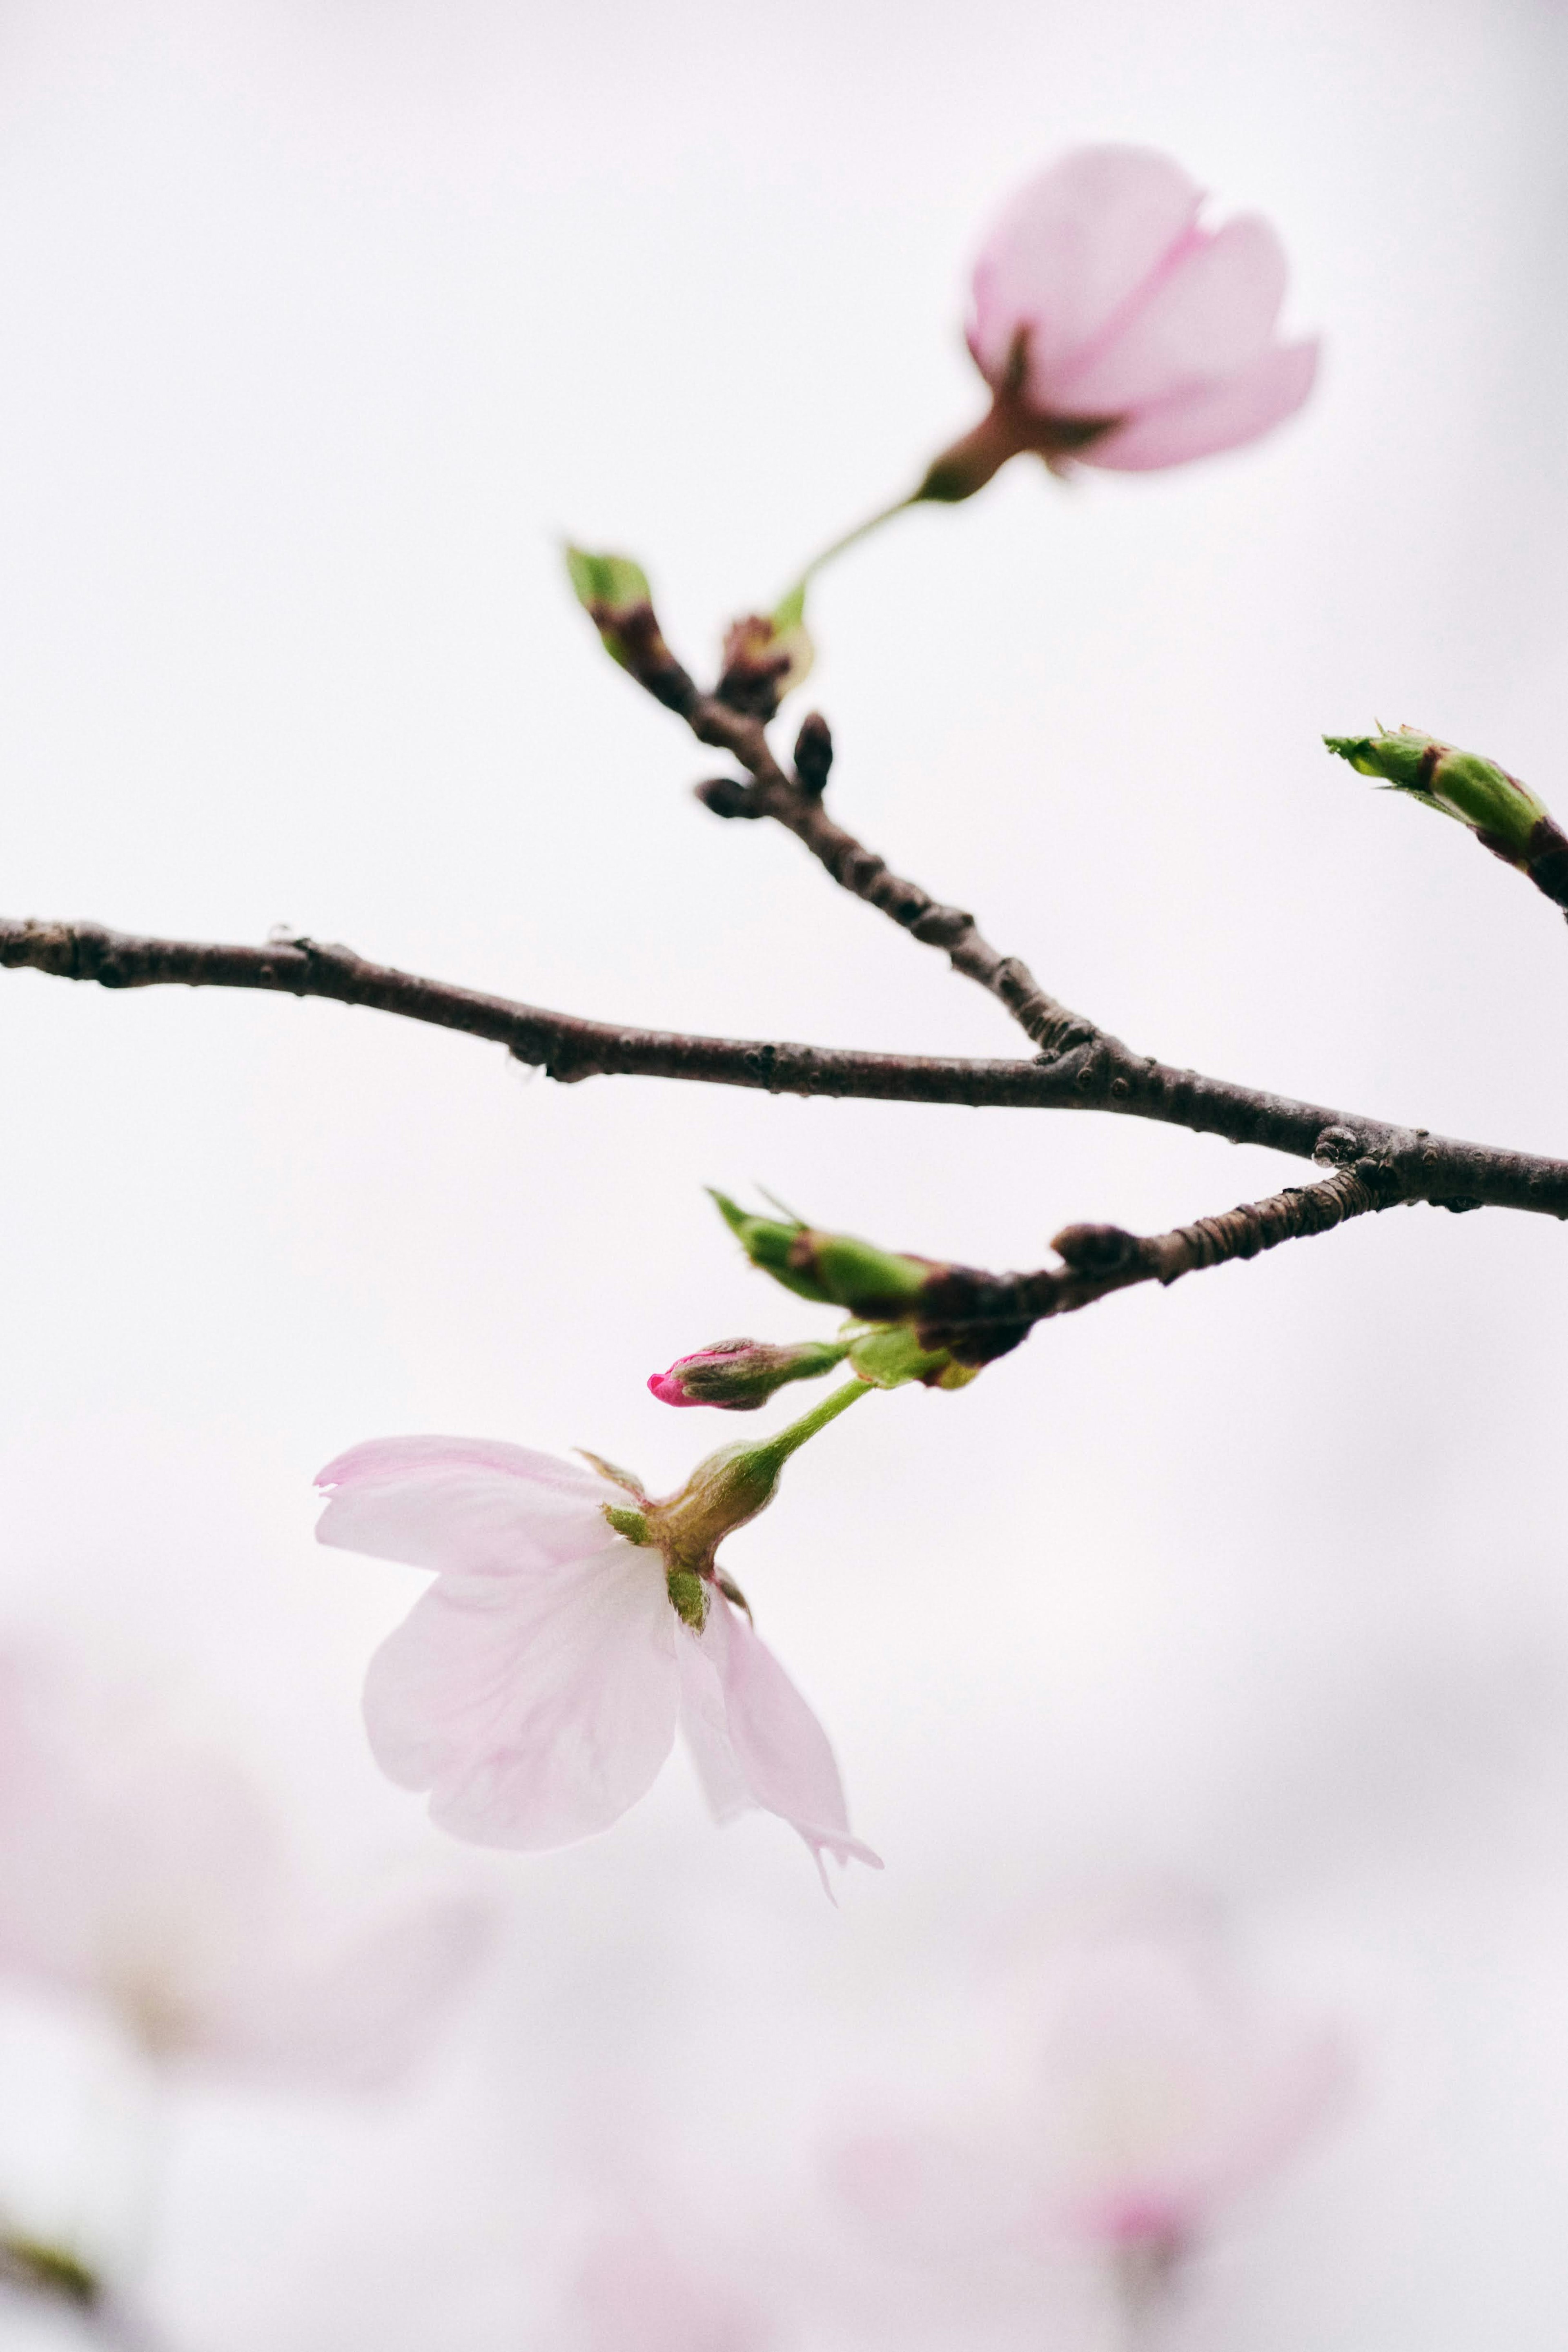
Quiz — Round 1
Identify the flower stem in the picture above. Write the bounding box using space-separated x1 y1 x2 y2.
777 494 920 618
751 1375 871 1473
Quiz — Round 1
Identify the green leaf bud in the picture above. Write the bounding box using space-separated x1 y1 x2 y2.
708 1191 934 1319
1326 726 1568 909
841 1321 980 1392
563 543 695 715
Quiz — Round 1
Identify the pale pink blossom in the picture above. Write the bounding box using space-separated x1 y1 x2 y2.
942 145 1316 488
314 1436 880 1886
0 1657 492 2089
832 1922 1348 2287
568 2225 773 2352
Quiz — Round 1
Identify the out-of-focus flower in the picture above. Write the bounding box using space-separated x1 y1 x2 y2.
568 2224 773 2352
920 145 1317 499
315 1436 880 1886
0 1658 492 2090
831 1919 1349 2299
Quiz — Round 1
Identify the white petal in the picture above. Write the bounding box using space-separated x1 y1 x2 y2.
683 1596 881 1882
364 1537 679 1850
675 1625 753 1825
316 1434 623 1579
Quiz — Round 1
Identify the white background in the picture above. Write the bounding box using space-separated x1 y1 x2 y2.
0 0 1564 2343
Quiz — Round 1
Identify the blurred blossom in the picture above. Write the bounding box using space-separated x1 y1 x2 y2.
921 146 1316 500
830 1916 1350 2314
568 2224 773 2352
315 1437 879 1884
0 1657 494 2089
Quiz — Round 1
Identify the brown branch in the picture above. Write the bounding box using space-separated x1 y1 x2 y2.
915 1163 1399 1363
2 917 1566 1221
615 628 1097 1057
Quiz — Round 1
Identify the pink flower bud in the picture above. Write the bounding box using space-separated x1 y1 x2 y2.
922 145 1317 499
646 1335 846 1411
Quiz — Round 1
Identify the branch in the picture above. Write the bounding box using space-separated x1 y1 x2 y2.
2 918 1567 1219
914 1163 1399 1363
609 624 1097 1057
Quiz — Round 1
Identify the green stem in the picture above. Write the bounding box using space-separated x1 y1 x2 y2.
776 493 920 619
750 1375 871 1473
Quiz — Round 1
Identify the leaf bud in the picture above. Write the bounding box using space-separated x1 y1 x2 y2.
648 1336 849 1411
1325 727 1568 904
708 1191 933 1318
564 544 696 714
793 711 834 798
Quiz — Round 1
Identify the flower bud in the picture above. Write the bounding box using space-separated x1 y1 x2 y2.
564 544 696 714
793 711 834 798
1325 727 1568 904
648 1336 849 1411
709 1191 933 1319
715 595 814 722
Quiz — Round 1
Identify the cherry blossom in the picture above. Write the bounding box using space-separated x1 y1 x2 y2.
0 1656 492 2090
314 1436 880 1886
831 1919 1348 2309
568 2223 773 2352
922 145 1316 499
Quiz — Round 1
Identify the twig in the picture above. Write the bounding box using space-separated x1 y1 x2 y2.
915 1163 1399 1364
0 917 1564 1218
612 628 1096 1057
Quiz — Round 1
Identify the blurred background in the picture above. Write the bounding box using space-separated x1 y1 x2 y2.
0 0 1564 2341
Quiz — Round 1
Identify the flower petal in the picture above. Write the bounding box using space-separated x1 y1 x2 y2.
969 146 1202 395
316 1435 621 1578
364 1539 678 1850
677 1596 881 1883
1056 215 1288 413
1081 339 1317 471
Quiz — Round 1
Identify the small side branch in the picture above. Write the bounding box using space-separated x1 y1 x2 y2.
918 1165 1399 1363
615 624 1097 1058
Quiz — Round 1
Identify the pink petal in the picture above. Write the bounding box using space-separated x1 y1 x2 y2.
969 147 1202 395
571 2227 772 2352
363 1538 678 1850
676 1597 881 1884
1082 339 1318 471
1056 215 1287 412
316 1435 621 1578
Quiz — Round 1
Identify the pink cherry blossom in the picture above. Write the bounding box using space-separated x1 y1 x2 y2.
950 146 1316 484
568 2225 773 2352
831 1919 1348 2293
0 1656 492 2089
314 1436 880 1887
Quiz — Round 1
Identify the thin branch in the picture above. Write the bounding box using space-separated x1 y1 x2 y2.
915 1163 1400 1364
2 917 1566 1219
612 627 1097 1057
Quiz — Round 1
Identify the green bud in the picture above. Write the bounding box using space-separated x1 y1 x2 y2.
665 1566 708 1629
1324 728 1550 863
0 2235 99 2309
708 1191 934 1320
565 545 653 664
564 544 696 716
